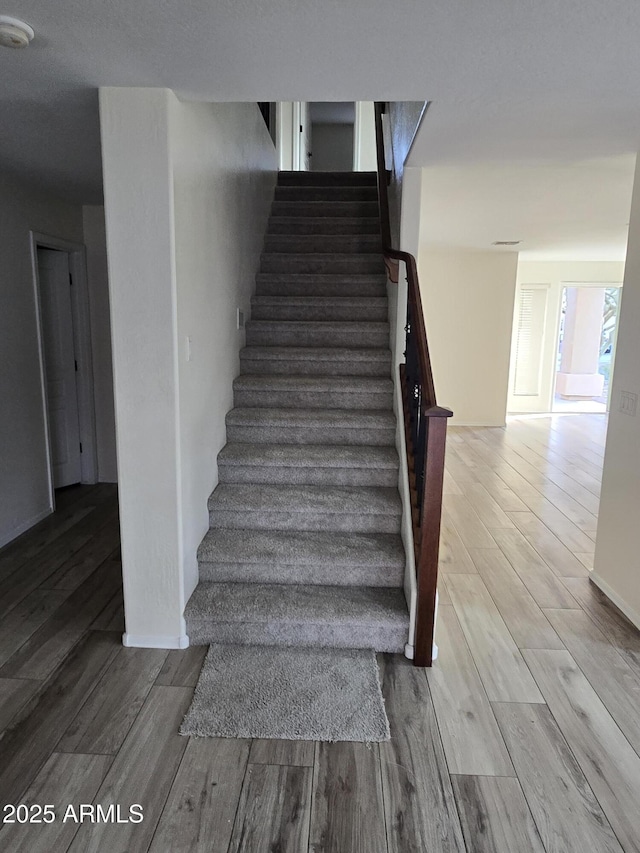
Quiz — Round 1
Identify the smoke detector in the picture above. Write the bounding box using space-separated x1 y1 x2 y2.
0 16 35 49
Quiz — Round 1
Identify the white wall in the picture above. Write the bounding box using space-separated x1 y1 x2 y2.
354 102 376 171
417 248 518 425
83 206 118 482
387 101 426 245
311 124 353 171
100 87 276 647
100 88 186 648
593 156 640 628
0 172 84 547
277 102 294 171
392 166 425 652
509 261 626 413
170 99 277 599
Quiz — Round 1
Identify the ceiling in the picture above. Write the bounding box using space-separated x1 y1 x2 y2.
417 152 635 262
410 100 637 261
3 1 640 210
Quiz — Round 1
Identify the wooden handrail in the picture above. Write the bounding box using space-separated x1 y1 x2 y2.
374 102 452 666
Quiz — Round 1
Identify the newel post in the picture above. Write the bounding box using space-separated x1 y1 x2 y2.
414 406 452 667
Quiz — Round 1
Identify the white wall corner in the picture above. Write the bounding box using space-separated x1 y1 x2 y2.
590 572 640 632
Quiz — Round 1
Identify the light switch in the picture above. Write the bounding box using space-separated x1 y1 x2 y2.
185 336 192 362
237 308 245 330
619 391 637 416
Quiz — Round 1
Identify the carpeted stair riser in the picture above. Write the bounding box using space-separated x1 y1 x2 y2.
250 296 388 323
267 217 380 236
188 619 406 652
255 273 387 297
260 253 384 275
217 443 398 487
264 235 382 254
277 171 377 186
218 465 397 487
197 529 404 587
271 201 380 218
208 484 401 533
275 185 378 202
245 320 389 348
239 347 391 377
185 582 407 652
225 408 396 446
233 377 393 410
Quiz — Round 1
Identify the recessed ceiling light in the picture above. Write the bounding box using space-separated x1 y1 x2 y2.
0 16 34 49
492 240 521 246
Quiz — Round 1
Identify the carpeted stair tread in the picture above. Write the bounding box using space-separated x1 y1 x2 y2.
207 483 402 532
218 443 398 486
271 201 380 218
186 582 407 625
234 373 393 393
208 483 401 516
260 253 384 275
217 443 398 486
197 529 405 587
233 375 393 409
185 582 408 651
264 235 382 254
238 349 391 379
274 185 378 201
218 443 398 469
225 407 397 445
267 217 381 236
277 171 377 186
238 348 391 368
198 529 404 569
250 295 388 322
226 407 396 429
255 273 387 299
245 319 390 348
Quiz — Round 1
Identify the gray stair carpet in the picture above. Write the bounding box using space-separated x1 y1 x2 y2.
185 170 409 656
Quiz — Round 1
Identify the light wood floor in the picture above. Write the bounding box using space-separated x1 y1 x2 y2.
1 414 640 852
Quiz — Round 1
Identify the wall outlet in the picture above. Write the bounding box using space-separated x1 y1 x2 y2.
619 390 638 417
237 308 245 330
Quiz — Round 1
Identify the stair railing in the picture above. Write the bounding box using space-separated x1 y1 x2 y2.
374 102 453 666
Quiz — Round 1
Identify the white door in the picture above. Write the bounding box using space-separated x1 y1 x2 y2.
508 284 554 413
38 248 82 488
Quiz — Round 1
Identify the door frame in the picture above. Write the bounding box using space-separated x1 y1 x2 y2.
552 280 623 413
30 232 98 508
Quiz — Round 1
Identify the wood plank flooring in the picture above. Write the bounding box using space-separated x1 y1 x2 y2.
1 415 640 852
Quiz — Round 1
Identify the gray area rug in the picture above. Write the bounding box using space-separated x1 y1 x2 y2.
180 644 390 742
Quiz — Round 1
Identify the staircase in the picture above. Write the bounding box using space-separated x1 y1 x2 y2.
184 170 409 653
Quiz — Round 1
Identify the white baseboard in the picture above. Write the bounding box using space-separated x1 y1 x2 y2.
403 642 439 662
590 572 640 631
0 506 53 549
122 633 189 649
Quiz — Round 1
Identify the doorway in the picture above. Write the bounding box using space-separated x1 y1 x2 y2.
552 284 622 413
278 102 376 172
31 233 98 504
309 102 355 171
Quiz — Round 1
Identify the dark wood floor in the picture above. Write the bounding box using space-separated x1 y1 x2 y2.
1 415 640 852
